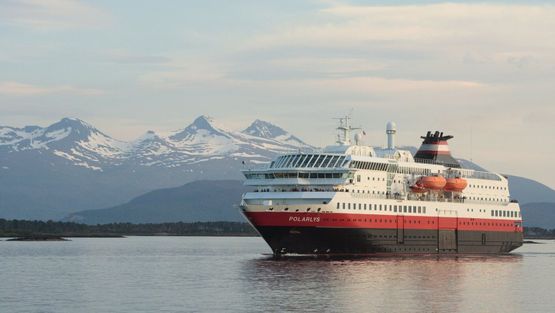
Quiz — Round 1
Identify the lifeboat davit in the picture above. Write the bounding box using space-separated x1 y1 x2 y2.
445 177 468 192
418 175 446 190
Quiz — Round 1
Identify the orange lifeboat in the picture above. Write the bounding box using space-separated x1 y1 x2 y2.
410 183 428 193
418 175 446 190
445 177 467 192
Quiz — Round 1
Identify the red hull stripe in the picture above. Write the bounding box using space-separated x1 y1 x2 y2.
245 212 523 233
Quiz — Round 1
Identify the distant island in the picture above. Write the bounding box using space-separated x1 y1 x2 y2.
7 235 69 241
0 219 553 239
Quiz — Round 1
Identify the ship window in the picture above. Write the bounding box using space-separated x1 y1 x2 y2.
275 156 285 168
339 156 347 167
310 155 322 167
424 207 426 213
379 204 382 211
307 155 319 167
394 205 397 212
301 155 314 167
328 156 339 168
348 203 351 210
337 203 340 209
342 203 345 209
322 155 334 167
403 206 407 213
314 155 327 167
294 155 307 167
284 155 296 167
288 155 299 167
418 206 421 213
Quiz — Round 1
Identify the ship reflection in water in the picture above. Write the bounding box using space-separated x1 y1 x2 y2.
241 255 526 313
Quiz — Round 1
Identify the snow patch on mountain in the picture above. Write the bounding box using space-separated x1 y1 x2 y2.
242 119 311 149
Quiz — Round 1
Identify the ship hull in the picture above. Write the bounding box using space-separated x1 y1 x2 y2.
255 226 523 255
243 208 523 256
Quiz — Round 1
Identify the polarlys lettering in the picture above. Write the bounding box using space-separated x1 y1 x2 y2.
289 216 320 223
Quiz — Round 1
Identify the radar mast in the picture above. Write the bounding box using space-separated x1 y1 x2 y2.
334 115 360 146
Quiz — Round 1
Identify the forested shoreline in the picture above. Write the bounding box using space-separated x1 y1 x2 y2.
0 219 258 237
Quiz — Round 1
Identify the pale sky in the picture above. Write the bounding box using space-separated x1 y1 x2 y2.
1 0 554 188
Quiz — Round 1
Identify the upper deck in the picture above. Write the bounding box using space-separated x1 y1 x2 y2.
241 118 513 205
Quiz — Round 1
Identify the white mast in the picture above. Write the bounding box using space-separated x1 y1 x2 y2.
334 115 360 146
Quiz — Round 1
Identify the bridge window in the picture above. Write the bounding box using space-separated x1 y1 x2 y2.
322 155 334 167
328 156 339 167
308 155 320 167
301 155 314 167
285 155 297 167
315 155 327 167
294 155 307 167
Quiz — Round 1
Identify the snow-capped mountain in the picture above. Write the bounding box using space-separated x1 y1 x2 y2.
0 115 314 220
242 119 309 148
128 115 314 167
1 117 129 170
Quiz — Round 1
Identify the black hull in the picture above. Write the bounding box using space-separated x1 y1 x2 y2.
255 226 523 255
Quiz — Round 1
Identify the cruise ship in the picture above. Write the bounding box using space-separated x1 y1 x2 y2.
240 118 523 256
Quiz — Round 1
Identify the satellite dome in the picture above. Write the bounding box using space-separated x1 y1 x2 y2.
386 121 397 132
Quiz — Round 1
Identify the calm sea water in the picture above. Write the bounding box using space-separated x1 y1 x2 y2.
1 237 554 313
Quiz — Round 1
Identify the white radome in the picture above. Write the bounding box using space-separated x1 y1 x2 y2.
386 121 397 132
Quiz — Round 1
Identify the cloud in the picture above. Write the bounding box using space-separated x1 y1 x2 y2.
0 81 104 96
243 3 555 81
0 0 110 30
138 59 228 89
